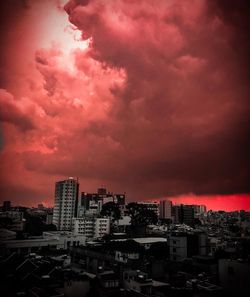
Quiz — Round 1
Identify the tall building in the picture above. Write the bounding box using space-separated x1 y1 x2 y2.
172 204 195 226
159 200 172 220
191 204 207 215
52 177 79 231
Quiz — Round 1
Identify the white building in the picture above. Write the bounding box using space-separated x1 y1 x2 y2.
159 200 172 220
52 177 79 231
114 216 131 232
73 217 110 239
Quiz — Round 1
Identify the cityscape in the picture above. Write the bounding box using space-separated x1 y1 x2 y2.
0 0 249 296
0 177 250 296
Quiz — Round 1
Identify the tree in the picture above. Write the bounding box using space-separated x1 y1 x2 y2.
24 215 44 235
101 202 121 220
194 218 202 226
126 202 158 227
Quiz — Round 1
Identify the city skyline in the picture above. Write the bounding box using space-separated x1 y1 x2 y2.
2 178 250 212
0 0 249 210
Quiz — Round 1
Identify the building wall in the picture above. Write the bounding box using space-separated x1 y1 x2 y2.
115 251 139 263
159 200 172 219
73 217 94 238
219 259 250 295
169 232 207 261
94 218 110 238
172 205 194 226
2 232 86 255
52 177 79 231
79 190 126 215
169 236 188 261
73 217 110 239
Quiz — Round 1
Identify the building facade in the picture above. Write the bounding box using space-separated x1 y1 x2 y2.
169 231 207 261
172 204 195 226
159 200 172 220
73 217 110 239
52 177 79 231
79 188 125 216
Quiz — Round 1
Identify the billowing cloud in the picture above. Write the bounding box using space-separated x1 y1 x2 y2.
0 0 249 209
0 89 35 131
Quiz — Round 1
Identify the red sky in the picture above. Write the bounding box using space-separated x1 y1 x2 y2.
0 0 249 211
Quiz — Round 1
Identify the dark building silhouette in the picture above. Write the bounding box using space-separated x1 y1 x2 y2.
80 188 126 215
2 201 11 212
172 204 195 226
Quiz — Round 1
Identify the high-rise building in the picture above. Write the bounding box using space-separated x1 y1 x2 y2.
172 204 195 226
159 200 172 220
52 177 79 231
191 204 207 215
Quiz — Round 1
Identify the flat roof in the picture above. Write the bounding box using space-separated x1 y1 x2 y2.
112 237 167 244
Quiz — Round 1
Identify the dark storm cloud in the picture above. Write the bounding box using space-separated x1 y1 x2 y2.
0 0 249 206
64 0 250 198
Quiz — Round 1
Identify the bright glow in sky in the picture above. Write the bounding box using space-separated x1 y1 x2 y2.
0 0 249 210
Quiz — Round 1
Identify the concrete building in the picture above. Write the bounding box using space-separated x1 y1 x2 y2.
115 250 140 263
79 188 126 216
52 177 79 231
123 270 153 295
46 212 53 225
123 270 168 296
219 259 250 295
1 231 86 255
159 200 172 220
169 231 207 261
113 237 167 250
192 204 207 215
115 216 131 232
172 204 195 226
73 217 110 239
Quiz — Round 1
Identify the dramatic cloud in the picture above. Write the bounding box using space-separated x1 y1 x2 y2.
0 0 249 209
